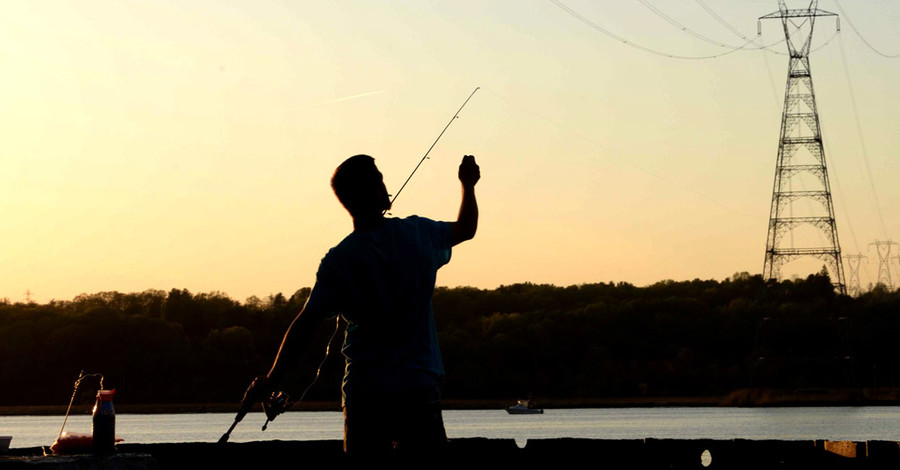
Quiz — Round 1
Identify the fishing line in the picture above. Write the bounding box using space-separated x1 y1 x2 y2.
296 317 342 403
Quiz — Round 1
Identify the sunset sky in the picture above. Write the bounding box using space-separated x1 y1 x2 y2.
2 1 899 303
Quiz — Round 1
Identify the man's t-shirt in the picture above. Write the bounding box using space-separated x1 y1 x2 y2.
303 216 452 405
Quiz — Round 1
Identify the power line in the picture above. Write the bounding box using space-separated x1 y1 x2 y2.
807 30 841 54
823 134 862 255
695 0 837 56
638 0 750 50
837 33 890 239
695 0 759 43
550 0 838 60
549 0 771 60
760 43 782 110
833 0 900 58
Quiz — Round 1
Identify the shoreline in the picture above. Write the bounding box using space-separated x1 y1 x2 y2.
2 389 897 416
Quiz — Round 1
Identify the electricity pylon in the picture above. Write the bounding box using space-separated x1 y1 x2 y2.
869 240 898 290
760 0 845 294
844 254 866 297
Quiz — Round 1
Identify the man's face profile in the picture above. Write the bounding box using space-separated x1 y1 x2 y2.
333 155 392 218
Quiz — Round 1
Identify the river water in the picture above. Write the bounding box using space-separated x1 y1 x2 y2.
2 407 899 449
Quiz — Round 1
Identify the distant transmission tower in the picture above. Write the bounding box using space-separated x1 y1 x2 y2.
760 0 845 294
869 240 898 290
844 254 866 296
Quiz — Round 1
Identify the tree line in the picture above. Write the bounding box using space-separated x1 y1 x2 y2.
1 272 898 407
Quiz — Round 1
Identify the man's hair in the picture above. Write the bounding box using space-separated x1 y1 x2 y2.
331 154 377 216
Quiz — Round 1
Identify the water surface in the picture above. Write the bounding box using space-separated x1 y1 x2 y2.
3 407 898 449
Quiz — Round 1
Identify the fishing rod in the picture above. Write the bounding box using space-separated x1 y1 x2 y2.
217 319 341 444
281 87 481 408
386 86 480 212
218 87 480 443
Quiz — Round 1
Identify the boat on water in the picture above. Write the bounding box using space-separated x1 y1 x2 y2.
506 400 543 414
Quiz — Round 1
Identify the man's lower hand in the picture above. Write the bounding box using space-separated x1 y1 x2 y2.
241 375 272 410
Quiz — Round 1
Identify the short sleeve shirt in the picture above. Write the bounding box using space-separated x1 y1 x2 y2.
303 216 452 404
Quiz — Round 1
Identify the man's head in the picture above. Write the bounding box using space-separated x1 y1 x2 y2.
331 154 391 218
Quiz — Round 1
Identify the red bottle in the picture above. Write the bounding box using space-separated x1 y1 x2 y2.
92 390 116 454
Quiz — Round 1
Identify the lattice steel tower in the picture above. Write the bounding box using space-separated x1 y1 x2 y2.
844 254 866 297
760 0 845 294
870 240 897 290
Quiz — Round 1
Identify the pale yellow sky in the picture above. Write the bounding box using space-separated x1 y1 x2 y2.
2 1 899 302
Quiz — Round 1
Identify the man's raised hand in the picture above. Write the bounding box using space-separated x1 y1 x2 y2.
458 155 480 188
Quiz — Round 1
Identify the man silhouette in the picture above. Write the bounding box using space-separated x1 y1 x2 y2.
243 154 480 458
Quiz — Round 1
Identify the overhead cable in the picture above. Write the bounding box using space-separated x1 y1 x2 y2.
694 0 757 43
693 0 786 55
549 0 771 60
833 0 900 59
638 0 746 49
837 33 890 238
696 0 838 57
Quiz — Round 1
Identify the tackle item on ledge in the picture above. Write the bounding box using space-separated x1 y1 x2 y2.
92 389 117 454
52 371 122 455
49 432 93 455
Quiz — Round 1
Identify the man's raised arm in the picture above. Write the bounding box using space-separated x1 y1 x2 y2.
451 155 480 246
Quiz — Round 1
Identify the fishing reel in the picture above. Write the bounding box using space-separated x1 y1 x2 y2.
261 390 291 431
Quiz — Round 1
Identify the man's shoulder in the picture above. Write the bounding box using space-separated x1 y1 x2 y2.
397 215 444 227
319 231 359 264
395 216 452 238
396 216 453 255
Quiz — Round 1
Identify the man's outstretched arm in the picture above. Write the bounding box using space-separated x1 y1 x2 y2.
451 155 480 246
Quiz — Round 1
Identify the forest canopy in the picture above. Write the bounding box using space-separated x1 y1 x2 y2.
1 273 898 407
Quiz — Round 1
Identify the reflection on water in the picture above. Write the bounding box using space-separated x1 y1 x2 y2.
3 407 900 449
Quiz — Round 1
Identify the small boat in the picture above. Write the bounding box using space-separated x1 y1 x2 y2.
506 400 543 414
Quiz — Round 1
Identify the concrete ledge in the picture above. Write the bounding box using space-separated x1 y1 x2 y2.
3 439 899 469
0 453 156 470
